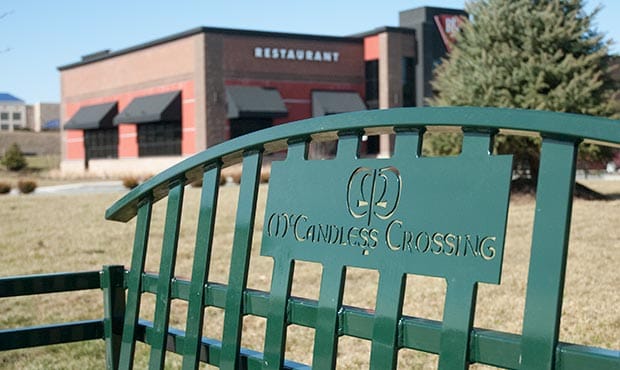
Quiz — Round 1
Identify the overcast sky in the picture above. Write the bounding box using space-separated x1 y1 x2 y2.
1 0 618 104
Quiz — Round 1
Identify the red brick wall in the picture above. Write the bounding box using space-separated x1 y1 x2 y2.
64 80 195 160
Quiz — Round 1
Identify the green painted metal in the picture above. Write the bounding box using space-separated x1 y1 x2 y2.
0 270 105 351
311 262 346 369
262 257 295 370
220 151 263 370
2 108 620 369
103 108 617 369
368 269 406 369
102 265 126 370
148 179 186 369
261 123 512 368
159 274 620 368
369 129 417 370
118 196 153 370
438 279 478 370
0 320 104 350
135 317 620 370
181 164 221 370
521 138 579 369
119 270 620 368
0 270 101 297
262 141 308 370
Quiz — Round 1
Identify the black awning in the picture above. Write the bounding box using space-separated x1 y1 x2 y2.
113 91 181 125
64 102 117 130
312 91 366 117
226 86 288 119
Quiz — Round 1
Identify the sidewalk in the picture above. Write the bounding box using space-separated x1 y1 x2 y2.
10 181 125 196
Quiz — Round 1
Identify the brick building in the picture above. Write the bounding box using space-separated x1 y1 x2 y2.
59 6 465 175
0 93 27 132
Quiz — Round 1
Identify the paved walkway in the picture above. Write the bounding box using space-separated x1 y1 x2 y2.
10 181 125 196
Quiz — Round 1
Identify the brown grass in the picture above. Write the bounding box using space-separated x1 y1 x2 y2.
0 179 618 369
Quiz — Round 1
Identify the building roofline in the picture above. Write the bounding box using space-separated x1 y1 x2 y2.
400 6 468 14
58 26 363 71
350 26 417 38
0 93 25 103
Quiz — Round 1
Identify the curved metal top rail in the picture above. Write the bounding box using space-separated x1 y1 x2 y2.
106 107 620 222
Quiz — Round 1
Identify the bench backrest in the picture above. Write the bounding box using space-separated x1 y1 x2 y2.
105 107 620 369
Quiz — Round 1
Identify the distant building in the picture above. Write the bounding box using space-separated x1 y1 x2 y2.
0 93 27 132
31 103 60 132
0 93 60 132
58 6 467 175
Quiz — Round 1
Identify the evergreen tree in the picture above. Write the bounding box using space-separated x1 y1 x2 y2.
1 143 27 171
428 0 616 178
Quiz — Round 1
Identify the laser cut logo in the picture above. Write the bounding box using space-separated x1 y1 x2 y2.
346 167 402 226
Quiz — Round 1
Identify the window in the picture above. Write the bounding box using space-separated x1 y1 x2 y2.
229 118 272 139
137 121 181 157
1 124 9 131
0 113 8 120
84 128 118 159
402 57 416 107
12 112 21 121
365 60 379 109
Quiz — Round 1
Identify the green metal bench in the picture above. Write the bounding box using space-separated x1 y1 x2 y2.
1 107 619 369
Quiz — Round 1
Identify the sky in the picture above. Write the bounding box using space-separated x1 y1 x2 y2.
1 0 619 104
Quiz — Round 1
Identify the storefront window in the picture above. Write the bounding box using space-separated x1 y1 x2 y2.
402 57 416 107
137 121 181 157
84 128 118 159
365 60 379 109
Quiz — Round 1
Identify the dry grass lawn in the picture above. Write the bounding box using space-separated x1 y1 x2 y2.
0 179 618 369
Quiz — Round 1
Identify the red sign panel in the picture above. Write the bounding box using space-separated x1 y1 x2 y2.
434 14 466 52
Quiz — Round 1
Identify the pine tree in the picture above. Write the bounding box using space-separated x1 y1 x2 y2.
1 143 27 171
428 0 616 178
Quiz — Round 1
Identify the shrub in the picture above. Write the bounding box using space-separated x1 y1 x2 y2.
0 182 11 194
17 179 37 194
122 176 140 189
1 143 27 171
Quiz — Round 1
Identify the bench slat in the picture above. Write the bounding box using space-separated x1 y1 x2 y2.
263 258 295 370
0 320 103 350
437 130 495 370
521 138 579 369
102 265 126 370
181 164 221 370
369 270 406 369
0 271 101 297
438 280 478 370
118 196 153 369
220 151 263 369
309 134 357 369
148 179 186 369
312 263 346 369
